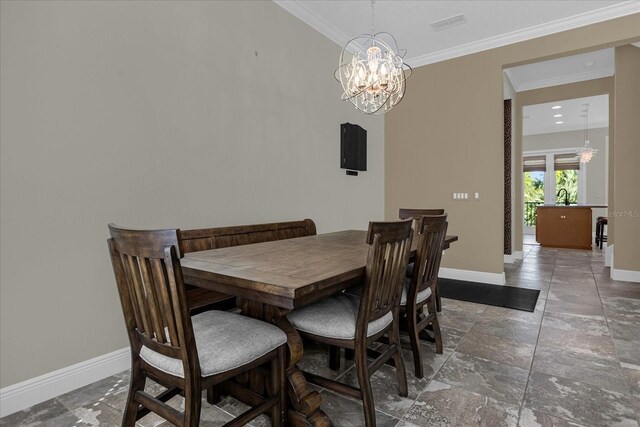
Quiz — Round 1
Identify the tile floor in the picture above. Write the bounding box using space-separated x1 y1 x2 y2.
2 242 639 426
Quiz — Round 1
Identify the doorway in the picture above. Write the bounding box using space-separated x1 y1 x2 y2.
521 95 608 242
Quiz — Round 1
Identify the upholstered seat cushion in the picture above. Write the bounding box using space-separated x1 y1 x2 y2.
287 294 393 340
346 278 431 307
140 310 287 378
400 277 432 306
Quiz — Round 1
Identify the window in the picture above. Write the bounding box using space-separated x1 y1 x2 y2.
523 150 584 229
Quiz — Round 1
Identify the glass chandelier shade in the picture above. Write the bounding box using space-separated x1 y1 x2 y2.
576 104 597 164
577 143 595 163
335 32 411 115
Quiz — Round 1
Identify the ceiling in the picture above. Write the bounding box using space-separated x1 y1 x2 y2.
274 1 640 68
523 94 609 136
276 1 635 136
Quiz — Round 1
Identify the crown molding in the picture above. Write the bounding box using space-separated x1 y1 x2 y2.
273 0 350 49
274 1 640 68
408 2 640 67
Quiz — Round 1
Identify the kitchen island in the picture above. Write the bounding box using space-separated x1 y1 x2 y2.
536 205 607 250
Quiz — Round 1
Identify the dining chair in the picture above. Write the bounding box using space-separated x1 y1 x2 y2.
399 208 446 312
399 208 445 231
287 220 413 427
107 224 287 427
400 214 448 378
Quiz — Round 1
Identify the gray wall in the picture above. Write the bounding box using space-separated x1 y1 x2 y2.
0 1 384 387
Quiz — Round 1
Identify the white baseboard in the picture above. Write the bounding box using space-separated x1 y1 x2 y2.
513 251 524 260
611 268 640 283
439 268 506 285
504 254 516 263
605 244 613 267
0 347 130 418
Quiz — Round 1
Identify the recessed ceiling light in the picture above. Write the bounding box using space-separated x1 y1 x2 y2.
552 106 562 109
553 114 562 118
555 121 564 124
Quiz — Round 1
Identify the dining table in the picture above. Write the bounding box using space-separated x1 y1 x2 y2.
181 229 458 426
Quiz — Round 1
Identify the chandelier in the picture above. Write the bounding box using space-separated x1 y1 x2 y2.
576 103 597 163
335 0 411 115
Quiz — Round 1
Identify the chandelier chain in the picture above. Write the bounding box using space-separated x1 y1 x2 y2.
584 104 589 144
371 0 375 35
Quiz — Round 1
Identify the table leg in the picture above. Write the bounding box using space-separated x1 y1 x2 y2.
244 301 333 427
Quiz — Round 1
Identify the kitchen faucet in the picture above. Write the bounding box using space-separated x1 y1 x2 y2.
557 188 570 205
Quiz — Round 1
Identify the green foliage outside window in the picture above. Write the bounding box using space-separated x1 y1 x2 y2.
555 170 578 204
524 170 578 227
524 172 544 226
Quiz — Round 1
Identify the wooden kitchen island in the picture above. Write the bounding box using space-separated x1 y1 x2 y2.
536 205 606 250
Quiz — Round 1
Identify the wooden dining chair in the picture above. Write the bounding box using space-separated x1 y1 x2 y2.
287 220 413 427
400 214 448 378
399 208 446 312
399 208 445 231
107 224 287 427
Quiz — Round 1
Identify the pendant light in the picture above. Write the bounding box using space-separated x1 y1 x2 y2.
577 103 597 163
334 0 411 114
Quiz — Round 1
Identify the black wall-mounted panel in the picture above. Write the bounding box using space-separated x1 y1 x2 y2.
340 122 367 172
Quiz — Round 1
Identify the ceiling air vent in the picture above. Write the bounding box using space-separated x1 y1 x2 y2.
431 14 467 32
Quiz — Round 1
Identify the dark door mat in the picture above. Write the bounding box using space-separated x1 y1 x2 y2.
438 278 540 312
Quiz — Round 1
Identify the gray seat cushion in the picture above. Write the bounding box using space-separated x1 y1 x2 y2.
400 276 432 306
140 310 287 378
346 279 431 307
287 294 393 340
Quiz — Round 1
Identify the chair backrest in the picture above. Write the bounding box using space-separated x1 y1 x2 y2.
180 219 317 253
107 224 199 376
398 208 445 231
408 215 448 302
357 220 413 340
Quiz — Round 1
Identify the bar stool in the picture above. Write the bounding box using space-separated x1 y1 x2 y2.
595 216 608 249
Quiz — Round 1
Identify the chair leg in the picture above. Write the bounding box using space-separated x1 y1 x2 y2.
388 319 408 398
122 359 146 427
435 278 442 312
345 348 355 361
271 346 286 427
406 304 424 379
595 221 601 245
355 342 376 427
426 297 443 354
183 378 202 427
329 345 341 371
206 385 220 404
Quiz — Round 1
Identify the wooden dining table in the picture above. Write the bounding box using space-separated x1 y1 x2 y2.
181 229 458 426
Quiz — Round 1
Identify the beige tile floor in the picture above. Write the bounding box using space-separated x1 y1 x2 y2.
2 242 639 426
